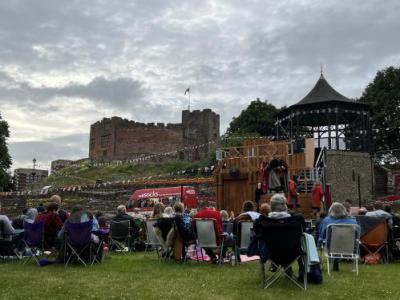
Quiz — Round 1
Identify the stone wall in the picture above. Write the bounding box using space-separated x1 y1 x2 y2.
0 182 215 217
89 109 220 162
326 150 373 205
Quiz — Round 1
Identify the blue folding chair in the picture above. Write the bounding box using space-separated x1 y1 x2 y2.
23 221 45 265
64 220 93 267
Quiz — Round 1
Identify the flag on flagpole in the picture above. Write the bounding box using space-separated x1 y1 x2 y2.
184 87 190 95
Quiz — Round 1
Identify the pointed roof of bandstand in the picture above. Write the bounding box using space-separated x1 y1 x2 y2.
276 74 370 126
296 74 354 105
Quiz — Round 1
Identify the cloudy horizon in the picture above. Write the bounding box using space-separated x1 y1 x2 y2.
1 0 400 171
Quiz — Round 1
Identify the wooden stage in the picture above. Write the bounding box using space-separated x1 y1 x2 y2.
214 139 316 218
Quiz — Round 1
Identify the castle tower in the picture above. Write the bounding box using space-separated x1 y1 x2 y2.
182 109 220 160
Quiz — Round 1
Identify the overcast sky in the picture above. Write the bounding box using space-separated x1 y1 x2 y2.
1 0 400 171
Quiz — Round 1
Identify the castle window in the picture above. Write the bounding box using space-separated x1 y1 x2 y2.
101 134 111 148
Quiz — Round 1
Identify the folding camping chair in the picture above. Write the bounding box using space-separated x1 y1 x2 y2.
324 224 360 275
223 222 233 235
64 220 94 267
193 218 224 264
109 220 131 253
234 220 253 264
257 216 307 290
144 219 162 258
22 221 44 265
356 216 389 263
392 225 400 259
0 220 22 261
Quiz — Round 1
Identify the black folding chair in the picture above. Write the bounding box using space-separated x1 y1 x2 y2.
64 220 94 267
109 220 131 253
0 220 22 261
256 215 307 290
22 221 45 265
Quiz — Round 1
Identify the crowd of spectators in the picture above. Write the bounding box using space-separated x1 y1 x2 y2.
0 192 399 271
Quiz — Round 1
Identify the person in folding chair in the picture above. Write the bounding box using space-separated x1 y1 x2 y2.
172 202 195 261
193 201 223 264
232 201 260 262
58 205 101 264
254 193 307 290
319 202 359 271
111 205 140 251
0 204 24 258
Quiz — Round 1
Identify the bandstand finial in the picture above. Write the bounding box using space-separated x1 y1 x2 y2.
320 63 324 77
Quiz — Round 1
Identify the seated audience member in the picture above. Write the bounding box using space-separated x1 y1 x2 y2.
50 195 69 223
128 208 144 229
35 202 63 248
318 202 359 271
163 206 174 218
0 204 16 239
154 206 175 257
342 202 351 215
0 204 25 255
152 202 165 219
220 210 230 222
259 203 270 217
37 203 45 213
366 201 393 227
98 216 109 231
193 201 223 263
235 201 260 223
12 208 38 229
358 208 368 216
172 202 195 260
131 207 144 219
264 194 306 276
112 205 140 238
11 209 27 229
57 205 101 263
384 204 400 227
233 201 261 244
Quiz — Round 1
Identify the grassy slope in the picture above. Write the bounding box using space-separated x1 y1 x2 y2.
0 253 399 300
35 159 213 190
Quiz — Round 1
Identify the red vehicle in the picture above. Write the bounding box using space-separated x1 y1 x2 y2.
129 186 198 212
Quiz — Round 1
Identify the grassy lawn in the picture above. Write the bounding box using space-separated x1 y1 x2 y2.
0 253 399 300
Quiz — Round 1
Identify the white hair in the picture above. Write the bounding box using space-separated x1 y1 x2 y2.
328 202 348 219
117 205 126 214
270 194 288 212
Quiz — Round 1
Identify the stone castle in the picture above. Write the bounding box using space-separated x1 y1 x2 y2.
89 109 220 162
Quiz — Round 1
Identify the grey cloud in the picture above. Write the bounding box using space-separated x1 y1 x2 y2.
1 0 400 169
9 133 89 170
0 73 145 109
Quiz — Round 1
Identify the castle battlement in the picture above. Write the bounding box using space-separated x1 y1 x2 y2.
89 109 219 162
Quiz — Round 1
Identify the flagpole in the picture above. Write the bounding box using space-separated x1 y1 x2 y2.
188 89 191 111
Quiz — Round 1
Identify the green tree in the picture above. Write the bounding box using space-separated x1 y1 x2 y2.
226 98 279 138
358 66 400 152
0 113 12 191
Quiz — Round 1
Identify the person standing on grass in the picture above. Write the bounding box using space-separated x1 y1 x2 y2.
193 201 223 263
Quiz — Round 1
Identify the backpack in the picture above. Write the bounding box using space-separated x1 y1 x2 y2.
307 264 323 284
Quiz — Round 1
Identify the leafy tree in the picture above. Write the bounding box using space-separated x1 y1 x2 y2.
358 66 400 153
0 113 12 191
226 98 279 138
